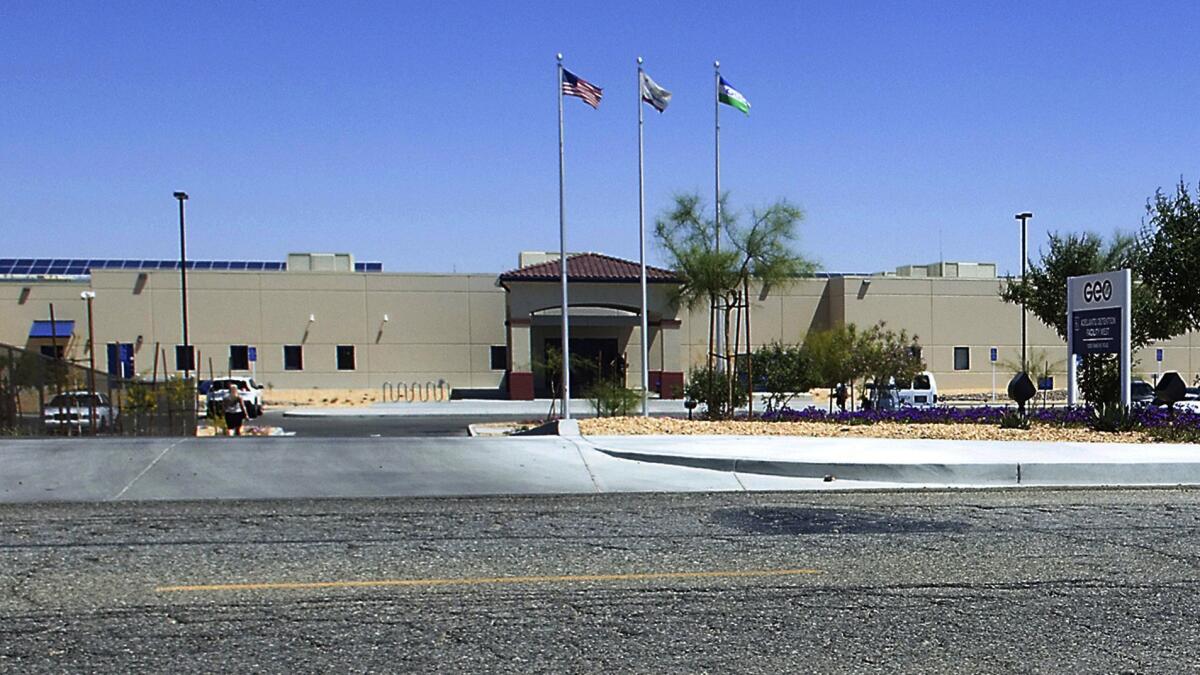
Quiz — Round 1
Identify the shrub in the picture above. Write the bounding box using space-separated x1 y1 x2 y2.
752 342 810 412
125 382 158 414
999 410 1030 430
685 366 748 419
589 380 641 418
1089 406 1141 433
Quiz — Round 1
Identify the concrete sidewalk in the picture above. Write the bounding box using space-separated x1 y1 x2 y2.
581 434 1200 486
3 431 1199 504
282 394 815 418
283 398 687 418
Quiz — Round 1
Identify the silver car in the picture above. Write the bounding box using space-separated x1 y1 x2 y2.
43 391 117 432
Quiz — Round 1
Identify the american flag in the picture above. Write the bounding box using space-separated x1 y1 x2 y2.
561 68 603 109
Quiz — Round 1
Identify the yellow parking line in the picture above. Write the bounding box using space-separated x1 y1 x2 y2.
155 567 822 593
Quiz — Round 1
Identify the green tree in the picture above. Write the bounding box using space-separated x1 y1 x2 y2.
656 193 815 417
727 200 817 411
857 322 926 390
655 194 740 378
1000 231 1176 409
1138 179 1200 331
752 342 811 412
801 324 864 407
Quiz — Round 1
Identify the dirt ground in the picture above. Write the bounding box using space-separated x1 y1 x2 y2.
262 388 381 407
578 416 1148 443
262 386 452 407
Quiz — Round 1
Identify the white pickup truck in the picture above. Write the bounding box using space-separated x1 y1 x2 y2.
205 377 265 417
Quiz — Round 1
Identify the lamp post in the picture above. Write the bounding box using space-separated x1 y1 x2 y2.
80 290 97 434
1015 212 1033 369
174 191 191 379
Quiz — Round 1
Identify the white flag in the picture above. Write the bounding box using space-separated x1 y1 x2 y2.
640 71 672 113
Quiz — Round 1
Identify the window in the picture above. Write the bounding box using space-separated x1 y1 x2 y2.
336 345 356 371
283 345 304 371
175 345 195 371
40 344 64 359
490 345 508 370
953 346 970 371
229 345 250 371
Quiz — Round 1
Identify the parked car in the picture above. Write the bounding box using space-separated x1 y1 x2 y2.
1131 380 1155 408
1169 386 1200 413
205 377 265 417
43 391 117 432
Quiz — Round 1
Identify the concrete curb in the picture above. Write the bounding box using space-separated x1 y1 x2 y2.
583 436 1200 487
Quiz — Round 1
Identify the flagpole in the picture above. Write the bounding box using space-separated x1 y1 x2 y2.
637 57 650 417
713 60 724 372
557 53 572 419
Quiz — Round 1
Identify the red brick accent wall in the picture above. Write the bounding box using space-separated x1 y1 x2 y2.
659 371 684 399
508 371 534 400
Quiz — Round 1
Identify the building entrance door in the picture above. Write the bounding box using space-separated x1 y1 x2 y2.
544 338 622 396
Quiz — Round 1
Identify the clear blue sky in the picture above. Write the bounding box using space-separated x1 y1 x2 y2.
3 1 1199 275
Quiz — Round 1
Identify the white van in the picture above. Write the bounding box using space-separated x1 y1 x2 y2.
897 371 938 407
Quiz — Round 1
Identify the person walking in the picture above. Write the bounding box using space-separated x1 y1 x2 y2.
223 382 249 436
835 383 848 412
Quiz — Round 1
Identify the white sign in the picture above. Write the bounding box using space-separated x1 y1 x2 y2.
1068 269 1128 311
1065 269 1132 408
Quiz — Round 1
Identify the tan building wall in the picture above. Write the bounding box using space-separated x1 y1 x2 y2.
0 279 92 360
13 270 509 391
5 264 1200 397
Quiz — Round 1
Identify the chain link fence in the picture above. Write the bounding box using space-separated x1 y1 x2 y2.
0 343 196 437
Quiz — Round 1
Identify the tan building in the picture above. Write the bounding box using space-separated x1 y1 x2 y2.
1 252 1195 398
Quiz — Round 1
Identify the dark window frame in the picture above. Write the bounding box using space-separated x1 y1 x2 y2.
336 345 356 371
953 346 971 371
229 345 250 371
283 345 304 371
490 345 508 370
175 345 195 372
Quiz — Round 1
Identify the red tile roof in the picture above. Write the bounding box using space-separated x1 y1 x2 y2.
499 253 680 284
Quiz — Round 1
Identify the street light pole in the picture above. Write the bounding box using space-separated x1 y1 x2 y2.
1015 212 1033 370
174 191 191 379
80 291 97 434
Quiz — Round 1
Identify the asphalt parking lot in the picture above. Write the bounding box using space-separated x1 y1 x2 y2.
3 488 1199 672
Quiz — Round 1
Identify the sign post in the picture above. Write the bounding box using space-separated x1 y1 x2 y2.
990 346 998 402
248 346 258 382
1066 270 1131 408
1156 347 1163 385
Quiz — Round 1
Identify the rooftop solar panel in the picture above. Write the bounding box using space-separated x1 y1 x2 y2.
33 258 52 266
210 262 230 270
48 265 68 274
15 259 34 266
192 261 212 270
228 261 247 270
0 259 14 265
245 262 264 270
0 263 14 274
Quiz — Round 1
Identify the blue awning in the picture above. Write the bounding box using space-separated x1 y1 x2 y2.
29 320 75 338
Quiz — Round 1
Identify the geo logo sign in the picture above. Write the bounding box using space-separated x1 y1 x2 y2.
1081 279 1112 304
1068 270 1126 311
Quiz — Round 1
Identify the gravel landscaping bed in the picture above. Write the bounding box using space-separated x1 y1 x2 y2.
578 416 1151 443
